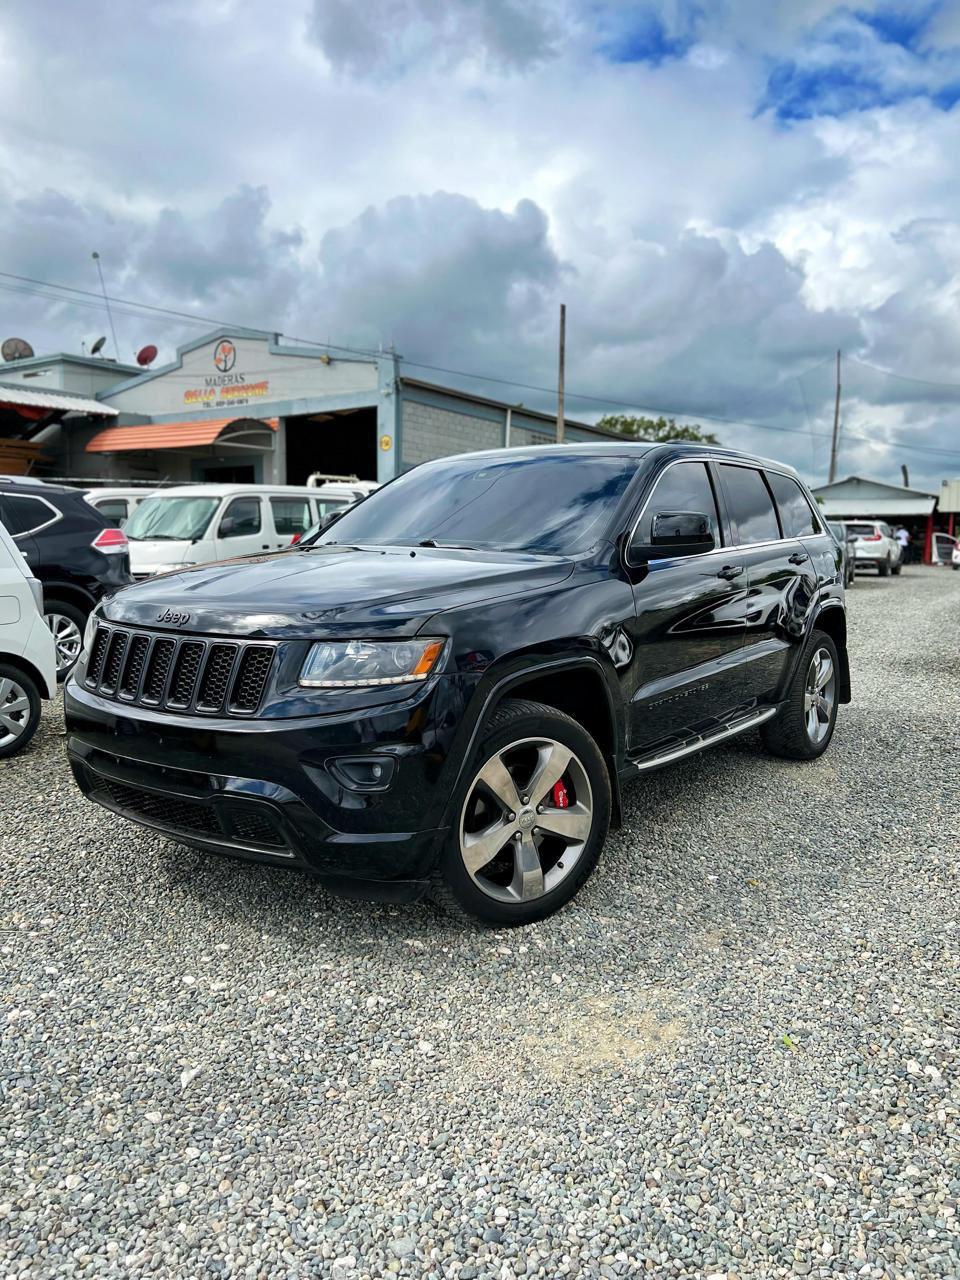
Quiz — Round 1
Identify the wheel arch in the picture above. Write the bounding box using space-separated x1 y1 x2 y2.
811 603 850 703
462 656 624 829
0 651 52 701
40 581 96 618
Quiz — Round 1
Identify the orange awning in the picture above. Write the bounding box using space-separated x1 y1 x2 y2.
85 417 278 453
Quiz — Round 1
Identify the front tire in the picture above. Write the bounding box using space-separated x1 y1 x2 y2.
0 664 42 758
761 631 839 761
433 698 611 926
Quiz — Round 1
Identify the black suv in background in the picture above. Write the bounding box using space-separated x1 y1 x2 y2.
0 479 133 677
65 444 849 925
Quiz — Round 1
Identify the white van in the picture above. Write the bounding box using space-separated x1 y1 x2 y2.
0 517 57 757
84 488 155 527
123 484 358 578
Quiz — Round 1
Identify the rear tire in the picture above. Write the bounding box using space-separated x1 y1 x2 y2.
878 557 890 577
892 560 902 575
0 664 42 758
432 698 611 926
761 630 839 761
43 600 86 680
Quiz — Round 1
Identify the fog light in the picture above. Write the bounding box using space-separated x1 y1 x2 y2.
329 755 396 792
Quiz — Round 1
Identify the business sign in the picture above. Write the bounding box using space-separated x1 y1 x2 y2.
183 338 270 408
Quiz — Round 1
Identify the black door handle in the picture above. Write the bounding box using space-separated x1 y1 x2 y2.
789 552 809 565
717 564 744 580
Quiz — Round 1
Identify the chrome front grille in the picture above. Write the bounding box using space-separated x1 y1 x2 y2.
84 625 276 716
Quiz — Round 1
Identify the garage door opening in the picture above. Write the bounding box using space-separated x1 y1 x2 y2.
284 408 378 485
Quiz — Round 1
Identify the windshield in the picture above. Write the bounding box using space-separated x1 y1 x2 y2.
845 523 876 537
318 452 641 554
125 496 220 542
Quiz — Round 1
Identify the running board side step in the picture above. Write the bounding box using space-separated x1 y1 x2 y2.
632 706 779 773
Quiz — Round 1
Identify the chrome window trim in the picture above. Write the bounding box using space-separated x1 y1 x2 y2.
6 494 63 539
625 456 824 565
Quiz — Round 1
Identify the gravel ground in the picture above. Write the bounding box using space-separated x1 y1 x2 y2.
1 567 958 1279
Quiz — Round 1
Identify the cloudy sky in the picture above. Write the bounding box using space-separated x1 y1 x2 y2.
2 0 960 487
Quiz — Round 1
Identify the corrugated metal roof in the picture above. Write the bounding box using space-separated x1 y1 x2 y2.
86 417 278 452
819 496 936 517
0 381 118 416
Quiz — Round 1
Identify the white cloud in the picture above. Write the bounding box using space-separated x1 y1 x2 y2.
0 0 959 489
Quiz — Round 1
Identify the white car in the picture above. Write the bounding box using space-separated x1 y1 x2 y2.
953 543 960 571
84 487 154 527
122 484 360 577
0 517 57 757
843 520 902 577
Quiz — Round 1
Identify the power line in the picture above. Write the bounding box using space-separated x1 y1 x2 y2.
3 267 960 462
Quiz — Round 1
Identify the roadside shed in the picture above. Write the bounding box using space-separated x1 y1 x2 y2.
811 475 941 563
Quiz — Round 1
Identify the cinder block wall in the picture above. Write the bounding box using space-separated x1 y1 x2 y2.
401 400 501 467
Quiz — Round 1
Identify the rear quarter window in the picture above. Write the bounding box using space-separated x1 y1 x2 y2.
765 472 823 538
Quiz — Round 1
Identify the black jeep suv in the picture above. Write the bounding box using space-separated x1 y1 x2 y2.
0 479 133 678
64 444 849 925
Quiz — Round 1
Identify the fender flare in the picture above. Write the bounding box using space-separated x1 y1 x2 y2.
441 653 625 829
806 599 851 703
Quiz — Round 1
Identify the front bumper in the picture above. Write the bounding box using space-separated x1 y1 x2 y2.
64 675 475 901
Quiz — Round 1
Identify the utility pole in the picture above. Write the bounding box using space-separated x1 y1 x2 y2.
92 251 120 359
828 348 841 484
557 303 566 444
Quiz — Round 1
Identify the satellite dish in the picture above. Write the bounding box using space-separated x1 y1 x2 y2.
91 335 107 356
1 337 35 361
136 343 158 367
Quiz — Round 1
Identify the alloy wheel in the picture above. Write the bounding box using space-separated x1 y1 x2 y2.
459 736 594 903
803 647 836 744
0 676 32 749
45 612 82 673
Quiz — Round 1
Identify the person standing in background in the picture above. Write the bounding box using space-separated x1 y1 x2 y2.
894 525 911 564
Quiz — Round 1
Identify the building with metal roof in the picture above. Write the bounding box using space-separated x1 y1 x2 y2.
5 328 617 487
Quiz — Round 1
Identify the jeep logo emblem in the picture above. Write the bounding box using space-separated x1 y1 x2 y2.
156 609 190 627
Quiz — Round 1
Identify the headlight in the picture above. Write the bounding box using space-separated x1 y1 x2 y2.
82 607 101 653
299 639 444 688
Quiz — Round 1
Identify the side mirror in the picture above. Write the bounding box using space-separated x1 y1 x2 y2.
219 517 235 537
629 510 715 562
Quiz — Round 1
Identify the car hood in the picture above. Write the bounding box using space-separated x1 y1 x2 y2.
102 543 575 638
127 539 196 572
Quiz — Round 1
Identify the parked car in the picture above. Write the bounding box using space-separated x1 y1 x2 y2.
65 443 850 925
0 478 133 678
0 516 57 756
307 474 380 503
827 521 855 587
122 484 357 578
929 530 958 568
844 520 902 576
953 541 960 571
84 487 155 526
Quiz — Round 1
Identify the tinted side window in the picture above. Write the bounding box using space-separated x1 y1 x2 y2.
766 472 821 538
0 494 57 537
270 497 311 536
719 465 780 545
635 462 721 547
219 497 261 537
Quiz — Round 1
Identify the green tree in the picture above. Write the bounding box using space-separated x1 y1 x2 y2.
597 414 719 445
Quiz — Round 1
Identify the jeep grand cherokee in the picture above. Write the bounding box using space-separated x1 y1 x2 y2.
64 444 850 925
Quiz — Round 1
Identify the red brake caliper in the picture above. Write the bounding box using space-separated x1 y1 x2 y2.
551 778 569 808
